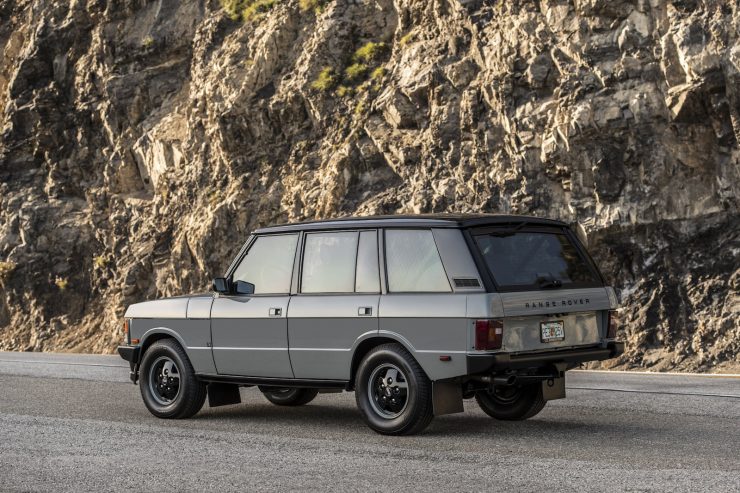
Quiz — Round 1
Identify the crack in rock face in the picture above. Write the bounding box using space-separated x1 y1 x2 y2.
0 0 738 371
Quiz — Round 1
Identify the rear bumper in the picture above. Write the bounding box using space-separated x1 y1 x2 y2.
117 345 141 383
467 341 624 374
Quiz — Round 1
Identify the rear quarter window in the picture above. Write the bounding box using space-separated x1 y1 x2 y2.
385 229 451 293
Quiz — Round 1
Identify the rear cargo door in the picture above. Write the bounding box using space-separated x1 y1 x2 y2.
471 225 611 352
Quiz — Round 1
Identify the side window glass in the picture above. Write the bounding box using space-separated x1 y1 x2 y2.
232 234 298 294
301 232 358 293
355 230 380 293
385 229 451 293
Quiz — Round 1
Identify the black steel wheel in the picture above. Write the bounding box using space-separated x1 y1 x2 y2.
139 339 206 419
355 343 433 435
147 355 181 406
259 387 319 406
475 383 546 420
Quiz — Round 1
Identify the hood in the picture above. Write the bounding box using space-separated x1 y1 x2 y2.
124 293 211 319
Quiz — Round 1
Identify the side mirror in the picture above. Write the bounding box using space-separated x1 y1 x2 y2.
212 277 230 294
234 280 255 295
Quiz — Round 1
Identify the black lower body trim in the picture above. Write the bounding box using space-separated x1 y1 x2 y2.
468 341 625 373
117 345 140 363
196 373 349 389
117 345 141 383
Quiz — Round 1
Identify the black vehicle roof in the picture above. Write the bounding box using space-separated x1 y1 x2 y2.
254 214 568 234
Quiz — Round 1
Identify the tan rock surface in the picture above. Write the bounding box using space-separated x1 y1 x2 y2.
0 0 737 371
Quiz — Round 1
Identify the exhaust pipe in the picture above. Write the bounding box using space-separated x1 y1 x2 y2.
471 374 518 386
492 374 517 386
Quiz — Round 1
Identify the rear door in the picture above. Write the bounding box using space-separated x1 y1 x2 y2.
210 233 298 377
471 226 610 352
288 230 380 380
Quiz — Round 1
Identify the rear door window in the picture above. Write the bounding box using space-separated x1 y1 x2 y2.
301 232 358 293
355 230 380 293
473 229 600 291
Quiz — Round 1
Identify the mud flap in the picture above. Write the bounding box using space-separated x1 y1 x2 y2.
542 363 567 401
432 380 464 415
207 383 242 407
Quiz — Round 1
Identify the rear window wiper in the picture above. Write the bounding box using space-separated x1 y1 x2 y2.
488 221 529 237
536 275 563 289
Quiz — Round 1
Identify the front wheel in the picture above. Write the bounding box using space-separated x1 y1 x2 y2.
139 339 207 419
475 383 546 420
354 343 433 435
259 387 319 406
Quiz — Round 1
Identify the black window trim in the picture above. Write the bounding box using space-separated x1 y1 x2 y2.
296 228 382 296
226 231 301 297
469 225 604 293
564 227 607 285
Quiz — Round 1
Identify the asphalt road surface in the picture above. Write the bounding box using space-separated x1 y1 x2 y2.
0 351 738 492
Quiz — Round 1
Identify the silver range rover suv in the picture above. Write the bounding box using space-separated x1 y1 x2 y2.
118 214 624 435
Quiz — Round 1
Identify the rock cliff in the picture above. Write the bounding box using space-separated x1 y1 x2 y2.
0 0 738 370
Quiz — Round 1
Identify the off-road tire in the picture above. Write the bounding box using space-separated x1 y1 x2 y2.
475 383 547 420
139 339 207 419
355 343 434 435
258 387 319 406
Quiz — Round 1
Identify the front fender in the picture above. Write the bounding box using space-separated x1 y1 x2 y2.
139 327 189 353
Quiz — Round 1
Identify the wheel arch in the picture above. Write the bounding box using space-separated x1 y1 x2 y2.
348 333 417 390
139 328 188 360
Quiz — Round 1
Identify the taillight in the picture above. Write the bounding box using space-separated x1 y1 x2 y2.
475 319 504 350
123 319 130 344
607 310 619 339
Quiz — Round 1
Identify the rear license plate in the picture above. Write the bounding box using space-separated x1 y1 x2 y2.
540 321 565 343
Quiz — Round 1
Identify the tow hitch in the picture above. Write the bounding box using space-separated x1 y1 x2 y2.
470 363 567 401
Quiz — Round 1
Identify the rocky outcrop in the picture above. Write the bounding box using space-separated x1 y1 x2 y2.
0 0 738 370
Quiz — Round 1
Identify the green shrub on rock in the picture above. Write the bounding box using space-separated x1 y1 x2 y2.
220 0 249 20
220 0 278 22
344 63 368 82
299 0 330 14
243 0 277 21
354 42 387 63
311 67 338 91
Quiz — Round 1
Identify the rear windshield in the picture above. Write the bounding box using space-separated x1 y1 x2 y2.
473 229 601 291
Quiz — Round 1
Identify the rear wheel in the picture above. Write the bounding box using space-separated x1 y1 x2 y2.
259 387 319 406
475 383 546 420
139 339 206 419
354 343 433 435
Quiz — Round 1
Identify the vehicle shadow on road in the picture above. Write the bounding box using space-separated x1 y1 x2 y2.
189 400 650 442
427 413 643 439
195 402 363 424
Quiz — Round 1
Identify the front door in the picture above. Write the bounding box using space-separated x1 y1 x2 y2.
211 233 299 378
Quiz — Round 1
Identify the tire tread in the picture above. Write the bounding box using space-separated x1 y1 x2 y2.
139 339 207 419
475 384 547 421
355 343 434 435
259 387 319 406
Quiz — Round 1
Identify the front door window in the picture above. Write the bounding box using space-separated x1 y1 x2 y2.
232 234 298 294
